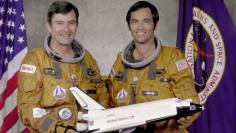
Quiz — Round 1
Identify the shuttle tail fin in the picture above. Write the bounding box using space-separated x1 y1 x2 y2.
70 86 105 110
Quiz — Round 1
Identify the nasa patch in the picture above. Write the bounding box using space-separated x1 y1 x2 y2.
20 64 36 74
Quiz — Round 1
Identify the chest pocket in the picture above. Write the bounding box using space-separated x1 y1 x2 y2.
41 62 74 107
135 63 175 103
79 62 100 101
112 69 133 106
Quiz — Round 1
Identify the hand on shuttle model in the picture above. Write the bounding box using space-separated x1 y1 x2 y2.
76 122 88 132
76 111 88 132
78 111 84 121
177 116 193 128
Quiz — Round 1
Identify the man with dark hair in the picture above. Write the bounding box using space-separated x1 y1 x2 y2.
126 0 159 29
17 1 108 132
108 1 200 133
47 1 79 25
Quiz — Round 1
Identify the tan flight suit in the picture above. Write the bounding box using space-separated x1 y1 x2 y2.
18 48 109 133
109 46 200 133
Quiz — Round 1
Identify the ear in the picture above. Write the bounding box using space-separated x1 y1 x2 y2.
154 22 158 30
127 24 131 31
46 22 51 33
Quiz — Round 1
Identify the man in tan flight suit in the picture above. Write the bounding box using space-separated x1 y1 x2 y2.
108 1 200 133
17 1 108 132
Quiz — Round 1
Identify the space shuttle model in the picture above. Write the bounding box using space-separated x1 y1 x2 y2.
70 86 203 133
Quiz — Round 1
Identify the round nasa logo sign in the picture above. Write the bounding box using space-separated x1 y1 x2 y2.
185 7 226 104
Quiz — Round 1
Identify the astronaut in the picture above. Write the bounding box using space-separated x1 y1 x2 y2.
108 1 200 133
17 1 108 132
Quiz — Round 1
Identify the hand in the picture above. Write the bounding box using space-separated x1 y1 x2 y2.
77 111 88 131
119 127 136 133
177 116 193 128
78 111 84 121
76 122 88 132
155 120 168 128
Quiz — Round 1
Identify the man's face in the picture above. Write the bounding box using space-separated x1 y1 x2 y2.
47 10 78 46
129 8 155 45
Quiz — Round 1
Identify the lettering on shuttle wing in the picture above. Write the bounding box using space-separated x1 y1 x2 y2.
107 115 134 123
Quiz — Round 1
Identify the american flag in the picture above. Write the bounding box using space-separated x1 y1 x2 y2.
0 0 28 132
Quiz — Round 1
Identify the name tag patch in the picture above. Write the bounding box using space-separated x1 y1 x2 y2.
86 89 97 94
142 91 158 96
33 108 48 118
20 64 36 74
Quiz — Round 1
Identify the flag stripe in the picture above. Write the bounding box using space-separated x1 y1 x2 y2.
21 128 29 133
0 72 18 110
0 106 18 133
7 116 29 133
0 88 18 128
0 48 27 94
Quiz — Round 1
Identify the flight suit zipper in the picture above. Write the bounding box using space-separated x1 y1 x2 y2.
130 77 138 104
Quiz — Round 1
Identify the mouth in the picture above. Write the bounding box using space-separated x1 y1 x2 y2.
136 30 146 34
60 34 71 38
135 32 146 37
59 34 74 41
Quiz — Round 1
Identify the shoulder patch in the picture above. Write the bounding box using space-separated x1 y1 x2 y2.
176 59 188 71
20 64 36 74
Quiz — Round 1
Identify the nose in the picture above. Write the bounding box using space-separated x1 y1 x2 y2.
137 22 144 30
63 23 70 32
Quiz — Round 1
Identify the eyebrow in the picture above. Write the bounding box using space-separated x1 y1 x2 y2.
130 18 152 21
144 18 152 21
54 19 76 23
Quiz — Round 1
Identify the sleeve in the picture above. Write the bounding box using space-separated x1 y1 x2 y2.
84 51 109 108
167 48 200 129
167 48 199 103
17 50 45 131
17 50 78 133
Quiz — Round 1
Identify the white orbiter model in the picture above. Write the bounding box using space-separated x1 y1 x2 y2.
70 86 203 133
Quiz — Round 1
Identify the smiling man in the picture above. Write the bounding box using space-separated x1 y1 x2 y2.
108 1 200 133
17 1 108 132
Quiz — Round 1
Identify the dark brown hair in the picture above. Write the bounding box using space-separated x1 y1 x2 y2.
47 1 79 24
126 1 159 29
